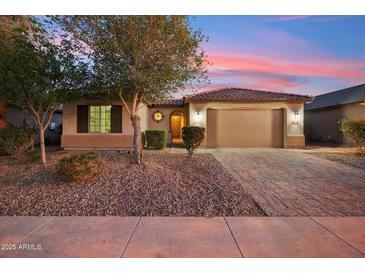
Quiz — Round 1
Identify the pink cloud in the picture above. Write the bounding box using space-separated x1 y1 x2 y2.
204 28 334 64
267 16 348 23
207 26 365 91
257 79 304 89
208 67 308 91
269 16 312 22
208 53 365 79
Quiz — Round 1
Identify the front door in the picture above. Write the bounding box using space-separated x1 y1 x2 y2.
171 115 182 138
170 111 185 141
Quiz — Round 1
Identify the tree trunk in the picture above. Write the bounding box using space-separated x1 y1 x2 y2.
39 127 47 164
131 113 142 164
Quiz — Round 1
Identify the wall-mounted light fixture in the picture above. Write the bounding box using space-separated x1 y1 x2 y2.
195 111 201 123
152 110 164 123
293 112 299 124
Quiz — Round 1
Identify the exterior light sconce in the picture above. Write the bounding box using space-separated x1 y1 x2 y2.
195 111 201 123
152 110 164 123
293 112 299 124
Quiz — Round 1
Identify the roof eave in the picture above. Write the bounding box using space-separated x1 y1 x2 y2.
186 98 313 103
149 104 185 108
305 99 365 111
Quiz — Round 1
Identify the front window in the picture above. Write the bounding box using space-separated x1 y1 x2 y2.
89 105 111 133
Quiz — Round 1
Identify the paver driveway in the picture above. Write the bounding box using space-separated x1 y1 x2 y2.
212 148 365 216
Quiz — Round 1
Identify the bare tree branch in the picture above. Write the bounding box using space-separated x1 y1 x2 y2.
118 90 131 115
43 105 57 130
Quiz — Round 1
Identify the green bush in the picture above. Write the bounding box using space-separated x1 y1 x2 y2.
0 125 35 158
182 126 205 157
56 152 101 182
25 148 41 162
145 130 167 149
341 119 365 155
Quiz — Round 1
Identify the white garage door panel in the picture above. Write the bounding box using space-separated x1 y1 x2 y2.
207 109 283 148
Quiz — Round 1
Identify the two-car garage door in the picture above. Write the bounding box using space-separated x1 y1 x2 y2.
207 109 283 148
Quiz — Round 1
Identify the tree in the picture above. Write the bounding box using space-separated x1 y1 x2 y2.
0 16 89 164
0 16 34 39
57 16 209 164
341 119 365 155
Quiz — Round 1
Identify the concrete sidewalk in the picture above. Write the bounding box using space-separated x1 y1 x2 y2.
0 217 364 258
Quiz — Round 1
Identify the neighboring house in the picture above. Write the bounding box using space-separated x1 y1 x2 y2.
305 84 365 144
61 88 312 149
0 103 63 145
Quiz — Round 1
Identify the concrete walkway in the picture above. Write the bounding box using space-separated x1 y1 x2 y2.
212 148 365 216
1 216 364 258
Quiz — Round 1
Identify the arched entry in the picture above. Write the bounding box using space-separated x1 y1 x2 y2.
170 110 185 144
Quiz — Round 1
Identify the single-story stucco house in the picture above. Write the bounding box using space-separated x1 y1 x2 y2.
0 102 63 145
305 83 365 144
61 87 313 149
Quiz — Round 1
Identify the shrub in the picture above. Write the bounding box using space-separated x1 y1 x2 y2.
182 126 205 157
0 125 35 158
145 130 167 149
341 119 365 155
25 148 41 162
56 152 101 182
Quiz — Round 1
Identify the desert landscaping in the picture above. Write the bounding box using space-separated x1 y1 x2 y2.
0 150 265 216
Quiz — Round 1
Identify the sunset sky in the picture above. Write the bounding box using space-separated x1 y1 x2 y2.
190 16 365 96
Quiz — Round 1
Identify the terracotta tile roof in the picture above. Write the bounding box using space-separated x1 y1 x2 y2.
185 87 313 102
150 98 185 107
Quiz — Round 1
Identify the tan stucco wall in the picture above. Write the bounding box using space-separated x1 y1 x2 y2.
139 104 148 132
188 101 306 148
63 101 137 135
343 102 365 120
62 100 148 149
147 106 187 144
61 133 134 149
62 100 308 149
305 102 365 144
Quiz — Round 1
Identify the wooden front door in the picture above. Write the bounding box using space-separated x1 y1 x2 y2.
170 111 185 139
171 115 182 138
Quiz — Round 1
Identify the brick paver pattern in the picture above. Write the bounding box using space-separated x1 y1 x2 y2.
212 148 365 216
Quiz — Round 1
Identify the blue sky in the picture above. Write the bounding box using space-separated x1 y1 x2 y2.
190 16 365 95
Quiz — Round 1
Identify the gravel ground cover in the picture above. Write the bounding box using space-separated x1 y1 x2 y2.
0 150 265 216
311 152 365 170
